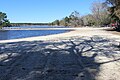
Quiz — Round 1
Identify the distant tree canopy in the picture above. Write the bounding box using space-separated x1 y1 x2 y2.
82 14 95 26
11 23 50 27
51 20 60 26
0 12 11 28
51 1 111 27
58 16 71 27
51 0 112 27
69 11 83 27
51 1 119 27
51 11 83 27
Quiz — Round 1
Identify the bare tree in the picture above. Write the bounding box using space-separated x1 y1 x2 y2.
91 1 110 26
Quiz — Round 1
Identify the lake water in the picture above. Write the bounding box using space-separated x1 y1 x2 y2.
0 26 69 40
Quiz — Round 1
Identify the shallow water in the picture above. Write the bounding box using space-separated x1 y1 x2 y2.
0 26 69 40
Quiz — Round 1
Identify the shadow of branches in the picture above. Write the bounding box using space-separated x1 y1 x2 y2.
0 36 120 80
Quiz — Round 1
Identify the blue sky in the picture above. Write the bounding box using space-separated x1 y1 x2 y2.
0 0 104 23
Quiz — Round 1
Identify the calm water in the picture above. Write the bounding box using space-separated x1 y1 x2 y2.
0 26 69 40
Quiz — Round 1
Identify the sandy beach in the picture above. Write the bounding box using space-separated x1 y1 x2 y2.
0 27 120 80
0 27 120 43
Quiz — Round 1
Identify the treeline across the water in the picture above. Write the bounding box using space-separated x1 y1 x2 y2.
11 23 51 27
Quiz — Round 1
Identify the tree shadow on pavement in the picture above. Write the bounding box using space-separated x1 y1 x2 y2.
0 36 120 80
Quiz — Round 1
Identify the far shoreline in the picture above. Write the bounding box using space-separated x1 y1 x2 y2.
0 27 120 43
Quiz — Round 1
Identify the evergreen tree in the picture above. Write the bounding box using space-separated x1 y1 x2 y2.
0 12 11 28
